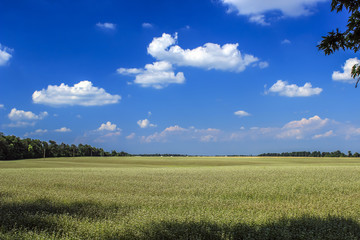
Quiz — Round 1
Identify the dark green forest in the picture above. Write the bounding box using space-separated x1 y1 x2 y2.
259 151 360 157
0 133 130 160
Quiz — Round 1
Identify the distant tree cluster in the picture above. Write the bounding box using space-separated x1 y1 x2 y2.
134 154 188 157
259 151 360 158
0 133 130 161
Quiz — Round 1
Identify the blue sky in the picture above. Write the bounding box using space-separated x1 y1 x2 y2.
0 0 359 155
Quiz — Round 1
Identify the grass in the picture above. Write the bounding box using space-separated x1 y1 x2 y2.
1 156 360 239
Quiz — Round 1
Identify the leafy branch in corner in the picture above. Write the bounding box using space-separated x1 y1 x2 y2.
317 0 360 87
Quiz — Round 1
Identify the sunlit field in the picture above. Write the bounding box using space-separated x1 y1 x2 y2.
1 157 360 239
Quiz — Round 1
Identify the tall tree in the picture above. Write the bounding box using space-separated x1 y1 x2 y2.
318 0 360 87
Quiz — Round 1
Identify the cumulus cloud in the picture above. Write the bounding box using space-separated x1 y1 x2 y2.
277 115 329 139
147 33 262 72
267 80 322 97
96 22 116 30
98 121 119 131
332 58 360 83
137 119 157 128
32 80 121 106
0 44 12 66
118 61 185 89
6 108 47 128
55 127 71 132
142 22 153 28
234 110 251 117
312 130 334 139
221 0 327 24
8 108 48 121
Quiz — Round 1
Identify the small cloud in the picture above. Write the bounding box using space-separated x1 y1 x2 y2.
0 44 13 66
24 129 48 137
137 119 157 128
258 61 269 69
142 22 153 28
281 39 291 44
32 80 121 106
96 22 116 30
55 127 71 132
312 130 335 139
332 58 360 83
118 61 185 89
249 14 270 26
267 80 322 97
126 132 136 140
8 108 48 121
200 135 218 142
103 131 121 137
234 110 251 117
0 104 4 109
98 121 118 131
141 125 221 143
76 114 81 118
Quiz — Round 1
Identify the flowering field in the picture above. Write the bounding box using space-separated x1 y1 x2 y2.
1 157 360 239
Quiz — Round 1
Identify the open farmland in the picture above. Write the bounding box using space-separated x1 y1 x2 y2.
1 157 360 239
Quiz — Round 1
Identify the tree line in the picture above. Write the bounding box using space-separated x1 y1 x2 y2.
0 133 130 160
259 151 360 158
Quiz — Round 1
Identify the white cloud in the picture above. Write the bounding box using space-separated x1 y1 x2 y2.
200 135 218 142
312 130 334 139
332 58 360 83
249 14 270 26
141 125 221 143
277 115 329 139
221 0 327 24
94 130 121 143
55 127 71 133
234 110 251 117
0 44 12 66
98 121 118 131
0 104 4 109
281 39 291 44
142 22 153 28
8 108 48 121
102 131 121 137
126 133 136 139
32 80 121 106
24 129 48 137
118 61 185 89
96 22 116 30
147 33 261 72
267 80 322 97
137 119 157 128
258 61 269 69
35 129 48 134
117 68 143 75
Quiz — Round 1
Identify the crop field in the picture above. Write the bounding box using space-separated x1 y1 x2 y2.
1 157 360 239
